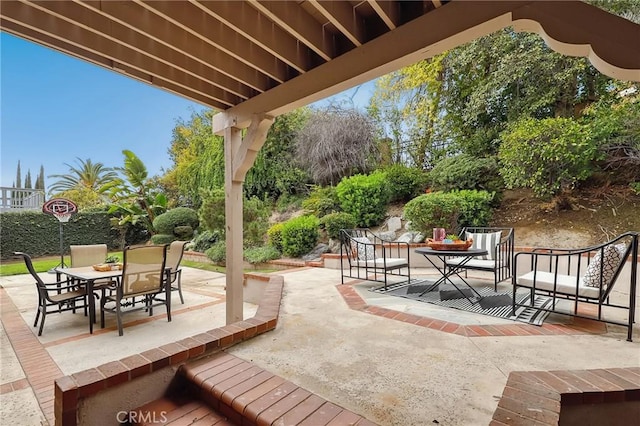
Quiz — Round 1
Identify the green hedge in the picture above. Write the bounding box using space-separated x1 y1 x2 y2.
0 211 124 260
403 190 494 235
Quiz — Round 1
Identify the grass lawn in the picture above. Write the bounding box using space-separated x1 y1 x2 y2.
0 256 277 277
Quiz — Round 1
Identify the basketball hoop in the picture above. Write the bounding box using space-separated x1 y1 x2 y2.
42 198 78 270
43 198 78 223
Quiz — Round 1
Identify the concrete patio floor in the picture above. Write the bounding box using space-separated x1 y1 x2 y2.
1 265 639 425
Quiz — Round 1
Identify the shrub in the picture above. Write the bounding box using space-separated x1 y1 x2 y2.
190 230 220 252
404 190 494 235
429 154 503 196
152 207 199 237
199 189 270 247
244 245 281 265
281 215 320 257
320 212 357 240
267 223 284 252
384 164 428 202
499 117 596 197
243 196 270 247
0 211 122 259
631 182 640 195
336 171 391 227
199 188 226 233
150 234 176 245
205 241 226 264
301 185 341 217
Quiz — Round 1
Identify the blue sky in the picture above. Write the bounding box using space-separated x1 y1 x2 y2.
1 33 375 193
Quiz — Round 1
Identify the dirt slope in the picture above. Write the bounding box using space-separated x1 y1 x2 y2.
490 186 639 248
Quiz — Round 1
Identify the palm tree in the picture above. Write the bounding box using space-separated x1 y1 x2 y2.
48 158 118 194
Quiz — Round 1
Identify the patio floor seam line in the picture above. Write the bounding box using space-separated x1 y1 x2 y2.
1 286 59 426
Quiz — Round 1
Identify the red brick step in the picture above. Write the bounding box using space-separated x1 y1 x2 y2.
130 352 376 426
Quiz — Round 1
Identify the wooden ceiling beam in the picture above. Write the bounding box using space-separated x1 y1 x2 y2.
4 1 246 105
84 0 289 85
307 0 366 47
29 0 260 97
367 0 399 30
250 0 335 62
190 0 313 74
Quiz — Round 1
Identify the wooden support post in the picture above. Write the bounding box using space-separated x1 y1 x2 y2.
223 114 274 325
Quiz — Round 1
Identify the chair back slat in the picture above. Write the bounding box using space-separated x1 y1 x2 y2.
121 245 167 297
70 244 108 267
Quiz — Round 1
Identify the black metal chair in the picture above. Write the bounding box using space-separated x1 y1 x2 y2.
14 252 89 336
340 228 410 290
100 245 171 336
444 227 515 291
512 232 638 341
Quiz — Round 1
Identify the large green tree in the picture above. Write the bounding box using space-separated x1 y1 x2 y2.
244 108 310 200
166 109 224 207
48 158 118 194
106 150 167 232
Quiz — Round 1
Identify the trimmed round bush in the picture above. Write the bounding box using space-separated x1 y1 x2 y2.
281 215 320 258
320 212 357 240
384 164 428 202
267 223 284 252
404 190 494 235
150 234 175 245
429 154 503 196
153 207 199 238
336 171 390 227
301 186 340 217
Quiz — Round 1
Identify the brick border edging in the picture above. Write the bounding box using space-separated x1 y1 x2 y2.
490 368 640 425
337 283 608 338
54 274 285 426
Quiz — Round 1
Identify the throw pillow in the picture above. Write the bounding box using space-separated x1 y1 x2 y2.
352 237 375 261
466 231 502 260
581 243 626 288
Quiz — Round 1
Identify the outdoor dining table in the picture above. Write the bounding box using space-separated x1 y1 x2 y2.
55 266 121 334
414 247 488 304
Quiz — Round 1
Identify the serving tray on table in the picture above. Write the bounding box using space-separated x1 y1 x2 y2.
426 238 473 251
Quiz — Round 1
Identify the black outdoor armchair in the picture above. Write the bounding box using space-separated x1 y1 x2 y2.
512 232 638 341
340 228 410 290
15 252 89 336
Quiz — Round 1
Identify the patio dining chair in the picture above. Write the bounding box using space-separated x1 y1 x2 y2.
14 252 89 336
166 240 188 304
100 245 171 336
69 244 116 292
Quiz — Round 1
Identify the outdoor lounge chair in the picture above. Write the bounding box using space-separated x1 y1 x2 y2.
166 240 188 304
100 245 171 336
444 227 515 291
15 252 89 336
340 228 410 290
512 231 638 341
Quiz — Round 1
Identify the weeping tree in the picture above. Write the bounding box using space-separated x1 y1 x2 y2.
294 108 379 186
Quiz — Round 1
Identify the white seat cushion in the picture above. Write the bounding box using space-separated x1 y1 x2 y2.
354 258 408 269
517 271 600 299
445 258 496 270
